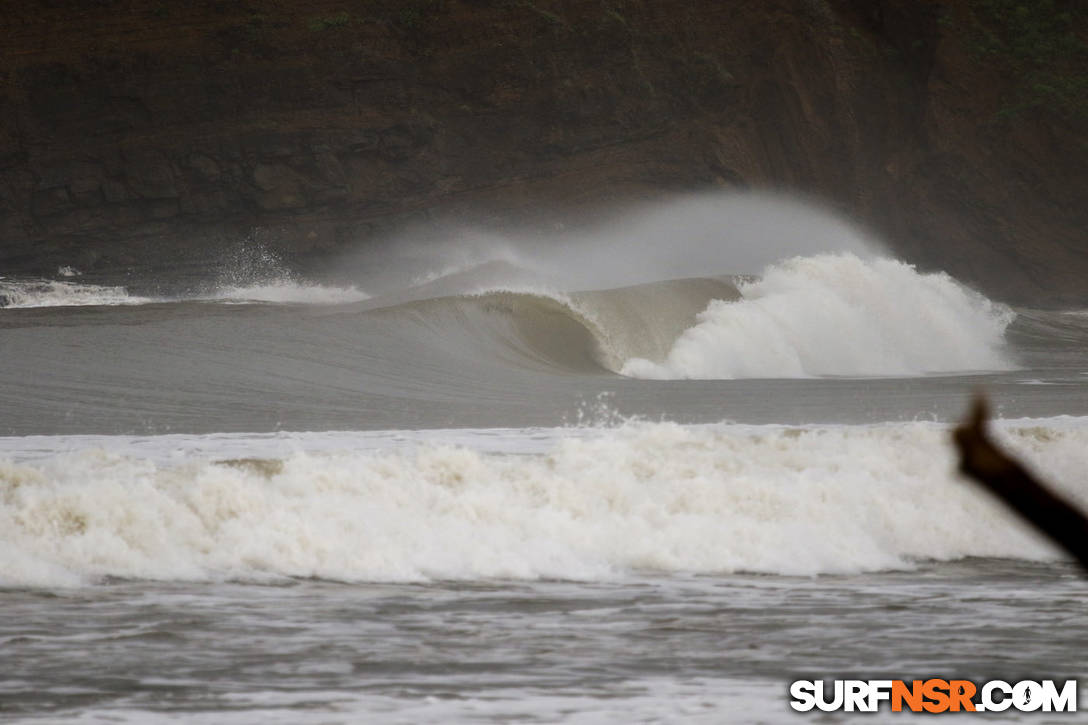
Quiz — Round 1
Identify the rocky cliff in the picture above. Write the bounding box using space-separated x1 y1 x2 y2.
2 0 1085 304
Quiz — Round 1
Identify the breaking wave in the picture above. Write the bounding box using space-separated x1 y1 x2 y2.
0 277 366 308
0 278 155 308
622 254 1016 379
2 418 1085 587
365 276 739 375
363 254 1015 379
2 254 1015 380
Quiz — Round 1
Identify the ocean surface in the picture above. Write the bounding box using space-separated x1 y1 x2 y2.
3 199 1088 722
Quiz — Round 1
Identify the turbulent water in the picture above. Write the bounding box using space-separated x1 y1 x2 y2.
4 419 1088 589
3 198 1088 722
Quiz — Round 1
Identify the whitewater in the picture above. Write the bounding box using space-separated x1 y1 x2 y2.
4 197 1088 723
621 254 1015 378
3 418 1087 589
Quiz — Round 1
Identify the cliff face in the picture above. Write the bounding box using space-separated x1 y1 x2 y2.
1 0 1085 304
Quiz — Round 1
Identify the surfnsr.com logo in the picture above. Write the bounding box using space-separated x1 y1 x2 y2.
789 679 1078 713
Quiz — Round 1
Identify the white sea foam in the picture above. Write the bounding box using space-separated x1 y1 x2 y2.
208 281 369 304
0 277 368 308
623 254 1016 379
0 278 155 308
2 418 1084 588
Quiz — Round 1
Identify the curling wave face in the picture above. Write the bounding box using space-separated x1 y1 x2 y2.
2 418 1086 587
366 275 741 375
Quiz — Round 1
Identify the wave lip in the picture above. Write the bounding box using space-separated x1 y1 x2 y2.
623 254 1017 379
2 419 1084 588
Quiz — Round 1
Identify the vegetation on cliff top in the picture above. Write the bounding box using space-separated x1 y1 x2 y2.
968 0 1088 120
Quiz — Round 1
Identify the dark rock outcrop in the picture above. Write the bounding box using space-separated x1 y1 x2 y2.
1 0 1085 304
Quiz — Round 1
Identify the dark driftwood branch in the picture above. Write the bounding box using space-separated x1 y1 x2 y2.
953 397 1088 573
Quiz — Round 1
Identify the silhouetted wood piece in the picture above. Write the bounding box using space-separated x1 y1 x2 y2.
953 397 1088 573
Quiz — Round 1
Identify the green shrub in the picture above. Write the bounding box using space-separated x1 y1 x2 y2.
970 0 1087 120
308 12 351 32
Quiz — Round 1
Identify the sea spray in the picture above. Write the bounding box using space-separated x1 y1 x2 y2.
208 280 369 304
210 241 369 303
